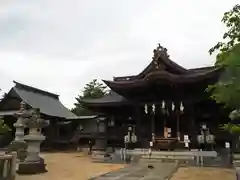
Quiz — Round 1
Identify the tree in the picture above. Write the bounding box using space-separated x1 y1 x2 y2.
0 117 11 134
71 79 107 115
209 4 240 58
208 44 240 108
208 4 240 137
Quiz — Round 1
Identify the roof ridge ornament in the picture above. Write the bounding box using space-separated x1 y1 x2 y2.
152 43 169 68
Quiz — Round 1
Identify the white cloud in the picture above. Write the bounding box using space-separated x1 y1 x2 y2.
0 0 239 108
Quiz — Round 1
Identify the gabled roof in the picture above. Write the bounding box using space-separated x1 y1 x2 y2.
82 91 127 106
0 81 76 118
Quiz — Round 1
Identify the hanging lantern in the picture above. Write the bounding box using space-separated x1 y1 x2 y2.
180 102 184 112
108 117 115 126
161 100 165 109
172 102 175 111
144 104 148 114
152 104 156 114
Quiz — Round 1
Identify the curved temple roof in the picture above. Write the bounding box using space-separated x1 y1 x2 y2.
0 81 76 118
104 67 221 89
82 44 222 106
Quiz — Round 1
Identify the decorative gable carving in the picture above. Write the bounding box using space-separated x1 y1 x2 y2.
152 43 169 69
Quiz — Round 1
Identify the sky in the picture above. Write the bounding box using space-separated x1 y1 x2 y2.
0 0 238 109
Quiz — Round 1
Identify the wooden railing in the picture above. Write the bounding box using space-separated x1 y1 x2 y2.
0 153 16 180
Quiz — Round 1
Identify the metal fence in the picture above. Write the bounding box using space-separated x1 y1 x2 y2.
0 153 16 180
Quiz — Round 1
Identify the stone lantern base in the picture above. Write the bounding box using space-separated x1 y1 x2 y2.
17 157 47 174
17 134 47 174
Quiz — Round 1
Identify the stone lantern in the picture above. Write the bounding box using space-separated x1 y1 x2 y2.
14 101 31 141
7 101 30 162
18 108 49 174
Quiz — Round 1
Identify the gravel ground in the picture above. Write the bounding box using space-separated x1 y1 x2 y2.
170 167 236 180
16 152 125 180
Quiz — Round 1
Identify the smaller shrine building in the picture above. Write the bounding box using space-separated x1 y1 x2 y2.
0 81 77 148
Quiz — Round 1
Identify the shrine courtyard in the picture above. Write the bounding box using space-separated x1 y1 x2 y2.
16 152 125 180
15 152 236 180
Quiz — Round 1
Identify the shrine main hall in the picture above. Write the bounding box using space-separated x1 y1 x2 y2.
83 44 230 150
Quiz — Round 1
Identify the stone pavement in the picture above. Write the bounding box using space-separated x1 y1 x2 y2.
90 162 177 180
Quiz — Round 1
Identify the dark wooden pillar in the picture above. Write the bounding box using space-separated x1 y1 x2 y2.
135 104 141 142
175 102 180 140
191 107 197 148
176 114 180 140
186 101 197 149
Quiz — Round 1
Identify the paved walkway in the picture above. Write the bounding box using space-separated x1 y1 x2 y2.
90 162 177 180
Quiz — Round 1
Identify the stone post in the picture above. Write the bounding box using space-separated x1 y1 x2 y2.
17 108 49 174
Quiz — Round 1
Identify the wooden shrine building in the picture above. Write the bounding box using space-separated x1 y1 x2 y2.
0 81 77 148
82 44 231 150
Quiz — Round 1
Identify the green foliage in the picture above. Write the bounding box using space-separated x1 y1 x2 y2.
0 118 11 134
220 123 240 134
71 79 107 115
229 109 240 120
207 44 240 108
220 110 240 134
209 4 240 58
207 4 240 109
208 4 240 134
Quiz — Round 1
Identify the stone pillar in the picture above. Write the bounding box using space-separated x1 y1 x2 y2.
18 108 48 174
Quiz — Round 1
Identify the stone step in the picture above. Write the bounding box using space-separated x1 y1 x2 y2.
234 154 240 160
141 155 194 160
115 149 197 156
234 160 240 167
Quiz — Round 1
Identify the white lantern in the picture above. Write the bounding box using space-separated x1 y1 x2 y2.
172 102 175 111
124 135 129 143
180 102 184 112
144 104 148 114
131 134 137 143
161 100 165 109
152 104 156 113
